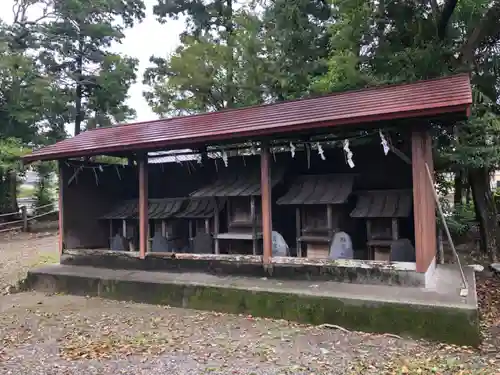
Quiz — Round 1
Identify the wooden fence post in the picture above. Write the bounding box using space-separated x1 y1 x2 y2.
21 206 28 232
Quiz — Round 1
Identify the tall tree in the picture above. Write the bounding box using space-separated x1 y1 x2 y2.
145 0 333 114
262 0 331 100
39 0 146 135
154 0 238 107
0 19 53 213
144 9 270 115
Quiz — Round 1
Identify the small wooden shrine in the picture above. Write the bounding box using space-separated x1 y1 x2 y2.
350 189 413 261
173 197 225 253
277 174 355 259
147 198 185 252
101 198 184 252
100 199 138 251
190 168 284 255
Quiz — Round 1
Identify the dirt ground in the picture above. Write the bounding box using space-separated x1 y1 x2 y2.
0 233 499 374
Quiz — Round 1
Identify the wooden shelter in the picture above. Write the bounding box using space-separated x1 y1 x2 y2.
277 174 354 259
190 168 284 255
23 74 473 275
350 189 413 261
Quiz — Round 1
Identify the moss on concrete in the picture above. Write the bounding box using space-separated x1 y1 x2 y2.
26 272 480 347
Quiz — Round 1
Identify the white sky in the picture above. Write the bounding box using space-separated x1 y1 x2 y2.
0 0 185 127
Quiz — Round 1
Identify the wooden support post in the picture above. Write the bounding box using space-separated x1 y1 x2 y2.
391 218 399 240
21 206 28 232
138 153 149 259
58 161 65 258
411 126 437 272
214 199 220 254
205 218 210 234
250 196 257 255
260 141 272 264
109 220 113 247
327 204 333 238
366 220 373 260
161 220 166 237
438 228 444 264
295 207 301 257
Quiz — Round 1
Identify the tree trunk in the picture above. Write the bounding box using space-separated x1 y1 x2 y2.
469 167 499 262
74 31 84 135
5 170 19 214
466 185 472 204
224 0 234 108
454 169 463 206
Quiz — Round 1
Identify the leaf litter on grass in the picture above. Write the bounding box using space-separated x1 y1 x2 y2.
2 234 500 373
346 274 500 374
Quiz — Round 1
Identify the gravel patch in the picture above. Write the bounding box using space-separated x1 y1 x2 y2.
0 231 58 294
0 234 499 374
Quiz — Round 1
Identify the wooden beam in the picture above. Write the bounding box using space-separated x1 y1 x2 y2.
58 160 65 259
138 153 149 259
260 141 272 264
411 127 437 272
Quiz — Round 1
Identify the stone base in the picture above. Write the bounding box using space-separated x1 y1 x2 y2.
61 249 431 287
26 263 480 346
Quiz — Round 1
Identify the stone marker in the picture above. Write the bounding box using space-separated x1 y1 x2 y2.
110 233 127 251
390 238 415 262
151 231 170 252
329 231 353 260
272 231 289 256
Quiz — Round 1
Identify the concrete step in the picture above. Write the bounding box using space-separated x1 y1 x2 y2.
25 264 480 347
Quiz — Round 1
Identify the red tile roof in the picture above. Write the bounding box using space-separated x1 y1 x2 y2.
23 74 472 163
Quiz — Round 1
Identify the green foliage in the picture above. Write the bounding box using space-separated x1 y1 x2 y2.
33 162 55 215
0 138 28 171
38 0 145 133
144 12 272 116
146 0 333 114
94 156 127 165
144 35 232 116
262 0 331 100
0 0 145 213
154 0 232 37
440 201 477 236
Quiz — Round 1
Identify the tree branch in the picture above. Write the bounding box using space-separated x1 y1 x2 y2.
429 0 439 21
437 0 458 40
460 1 500 64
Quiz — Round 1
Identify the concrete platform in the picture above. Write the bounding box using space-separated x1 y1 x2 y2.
25 264 480 346
61 249 433 287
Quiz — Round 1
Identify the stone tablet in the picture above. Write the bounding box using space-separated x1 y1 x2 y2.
390 238 415 262
329 231 353 260
151 231 170 252
110 233 127 251
272 231 289 256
